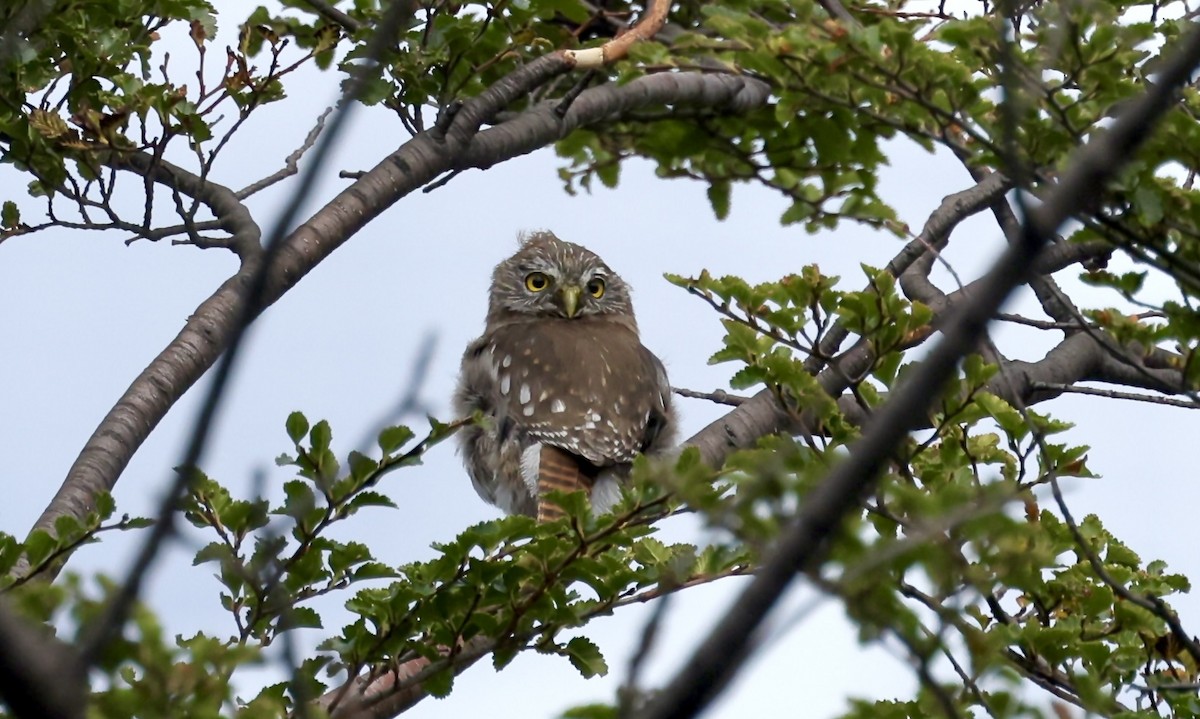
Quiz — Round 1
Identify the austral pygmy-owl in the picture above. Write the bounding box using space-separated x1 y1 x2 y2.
454 232 676 522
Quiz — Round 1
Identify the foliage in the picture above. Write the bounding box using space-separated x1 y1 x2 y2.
2 0 1200 717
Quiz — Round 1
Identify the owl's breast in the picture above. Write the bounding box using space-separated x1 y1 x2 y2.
483 319 671 466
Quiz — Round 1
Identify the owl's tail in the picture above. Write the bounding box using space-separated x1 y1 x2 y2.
535 445 596 523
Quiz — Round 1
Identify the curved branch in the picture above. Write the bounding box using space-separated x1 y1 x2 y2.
460 73 770 170
18 70 771 579
18 156 261 573
805 171 1013 374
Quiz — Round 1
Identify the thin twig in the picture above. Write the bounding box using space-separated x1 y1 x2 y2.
237 107 333 199
297 0 363 33
672 387 748 406
1031 381 1200 409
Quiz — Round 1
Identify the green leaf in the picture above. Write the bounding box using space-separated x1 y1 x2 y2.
309 419 332 453
378 425 414 454
286 411 309 444
563 636 608 678
347 451 378 483
344 491 397 512
22 530 57 568
279 606 323 630
1 201 19 228
424 667 454 698
561 705 618 719
707 180 731 220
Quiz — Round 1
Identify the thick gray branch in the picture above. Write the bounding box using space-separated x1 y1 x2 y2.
17 72 770 581
805 171 1013 374
19 156 261 571
460 74 770 169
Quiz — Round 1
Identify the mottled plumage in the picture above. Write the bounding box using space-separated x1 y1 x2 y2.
454 232 675 520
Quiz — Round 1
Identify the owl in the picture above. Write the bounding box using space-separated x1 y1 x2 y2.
454 232 676 522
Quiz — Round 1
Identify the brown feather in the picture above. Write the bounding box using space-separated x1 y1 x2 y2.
453 232 676 521
536 445 596 522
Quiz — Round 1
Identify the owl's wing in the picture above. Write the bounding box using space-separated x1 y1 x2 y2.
454 335 539 516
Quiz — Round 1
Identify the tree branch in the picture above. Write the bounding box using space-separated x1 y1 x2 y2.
0 597 86 719
804 171 1013 375
16 0 763 595
15 156 261 582
639 22 1200 719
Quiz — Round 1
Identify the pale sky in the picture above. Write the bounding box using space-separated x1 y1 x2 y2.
2 3 1197 717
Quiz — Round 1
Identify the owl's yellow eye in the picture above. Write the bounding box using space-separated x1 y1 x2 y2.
587 277 606 298
525 272 550 292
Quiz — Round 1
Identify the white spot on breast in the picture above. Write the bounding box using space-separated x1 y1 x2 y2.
519 384 531 404
500 375 510 395
502 355 512 368
551 398 566 413
538 389 550 402
588 411 602 422
524 405 536 416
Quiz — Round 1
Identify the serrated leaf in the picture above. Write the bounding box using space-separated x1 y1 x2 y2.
94 491 116 519
310 419 332 452
194 541 235 566
707 180 731 220
378 425 414 454
347 451 377 483
352 562 399 581
345 491 397 512
563 636 608 678
424 667 454 698
22 530 57 568
1 201 19 228
279 606 323 630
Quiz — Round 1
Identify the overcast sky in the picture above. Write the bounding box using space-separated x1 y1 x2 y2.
2 3 1197 717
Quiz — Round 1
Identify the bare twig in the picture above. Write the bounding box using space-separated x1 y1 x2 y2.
353 330 440 455
621 595 673 716
1031 381 1200 409
237 107 334 199
672 387 748 406
297 0 363 34
994 313 1087 331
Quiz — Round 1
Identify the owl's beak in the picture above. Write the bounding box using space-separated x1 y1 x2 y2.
559 285 582 318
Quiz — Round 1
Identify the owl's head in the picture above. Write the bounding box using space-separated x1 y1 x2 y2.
487 231 636 325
